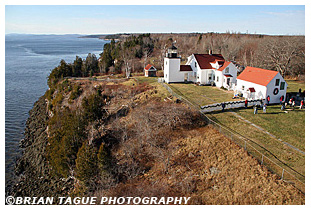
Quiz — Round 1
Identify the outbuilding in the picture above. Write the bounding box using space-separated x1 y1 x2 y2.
144 64 157 77
236 66 288 104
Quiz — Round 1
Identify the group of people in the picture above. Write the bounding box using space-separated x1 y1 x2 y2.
280 96 304 111
244 99 267 114
245 95 304 115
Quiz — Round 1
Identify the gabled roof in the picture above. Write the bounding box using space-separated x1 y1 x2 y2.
217 61 231 71
237 66 279 86
193 54 225 69
180 65 192 72
144 64 156 71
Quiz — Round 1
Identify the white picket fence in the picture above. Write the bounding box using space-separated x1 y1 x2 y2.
201 100 262 113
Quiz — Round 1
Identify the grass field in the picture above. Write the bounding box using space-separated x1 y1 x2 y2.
155 80 305 178
235 105 305 151
286 79 305 92
168 83 241 107
206 110 305 177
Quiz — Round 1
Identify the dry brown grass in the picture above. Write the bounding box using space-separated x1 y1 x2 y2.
98 126 304 205
65 77 304 205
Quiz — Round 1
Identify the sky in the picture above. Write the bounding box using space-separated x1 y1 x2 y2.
5 5 305 35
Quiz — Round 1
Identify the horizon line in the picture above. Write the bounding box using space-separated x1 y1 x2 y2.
5 32 306 36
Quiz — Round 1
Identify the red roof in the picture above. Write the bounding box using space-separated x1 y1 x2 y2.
217 61 231 71
237 66 279 86
180 65 192 71
194 54 225 69
144 64 156 71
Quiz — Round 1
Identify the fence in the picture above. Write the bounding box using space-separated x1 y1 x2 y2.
158 81 305 193
201 100 262 113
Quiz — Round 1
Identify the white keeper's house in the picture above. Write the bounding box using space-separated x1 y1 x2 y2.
163 44 238 89
235 66 288 104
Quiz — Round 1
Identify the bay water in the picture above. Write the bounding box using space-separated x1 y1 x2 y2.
5 34 108 190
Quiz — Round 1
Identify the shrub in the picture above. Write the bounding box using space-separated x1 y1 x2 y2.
82 92 105 122
47 110 87 178
51 92 64 108
75 142 98 184
69 83 82 101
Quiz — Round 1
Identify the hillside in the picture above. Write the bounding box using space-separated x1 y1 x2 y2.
11 76 304 204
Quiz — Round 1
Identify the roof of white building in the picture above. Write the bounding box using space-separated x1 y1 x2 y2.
180 65 192 72
237 66 279 86
193 54 225 69
217 61 231 71
144 64 156 71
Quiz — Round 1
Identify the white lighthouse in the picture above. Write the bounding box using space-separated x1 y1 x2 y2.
164 44 182 83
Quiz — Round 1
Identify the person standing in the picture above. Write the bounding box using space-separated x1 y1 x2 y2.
254 105 258 114
292 100 296 110
281 101 285 111
289 98 293 107
280 95 284 105
267 95 270 105
245 99 248 109
300 100 304 109
221 102 225 112
263 103 267 113
260 99 264 108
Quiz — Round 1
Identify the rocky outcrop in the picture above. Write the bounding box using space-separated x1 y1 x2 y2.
11 95 74 198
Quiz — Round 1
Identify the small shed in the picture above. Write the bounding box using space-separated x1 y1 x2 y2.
144 64 157 77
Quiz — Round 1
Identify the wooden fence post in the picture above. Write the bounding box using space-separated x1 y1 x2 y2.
281 168 285 180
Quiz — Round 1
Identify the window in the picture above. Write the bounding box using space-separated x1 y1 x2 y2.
225 67 229 74
242 85 245 90
208 74 212 80
216 76 219 82
165 74 167 78
280 82 285 90
195 62 197 68
213 75 215 80
275 79 280 86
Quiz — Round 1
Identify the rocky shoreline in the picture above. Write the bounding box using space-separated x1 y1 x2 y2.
9 95 74 198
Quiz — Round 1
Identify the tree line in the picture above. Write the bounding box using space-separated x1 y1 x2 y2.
100 32 305 78
48 32 305 84
47 53 99 88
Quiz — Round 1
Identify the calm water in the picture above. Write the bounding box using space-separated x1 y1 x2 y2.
5 34 108 189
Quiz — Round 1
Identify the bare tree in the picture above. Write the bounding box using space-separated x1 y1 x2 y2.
121 46 133 78
159 43 167 71
259 37 304 77
142 37 154 68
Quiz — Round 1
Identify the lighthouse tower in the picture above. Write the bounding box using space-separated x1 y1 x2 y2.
164 44 181 83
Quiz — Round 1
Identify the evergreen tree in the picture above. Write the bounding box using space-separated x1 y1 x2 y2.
72 56 83 77
75 142 98 183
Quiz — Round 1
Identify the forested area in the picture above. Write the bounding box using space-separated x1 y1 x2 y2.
99 33 305 78
47 33 305 87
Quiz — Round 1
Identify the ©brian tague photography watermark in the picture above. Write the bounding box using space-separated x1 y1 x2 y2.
5 196 191 205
